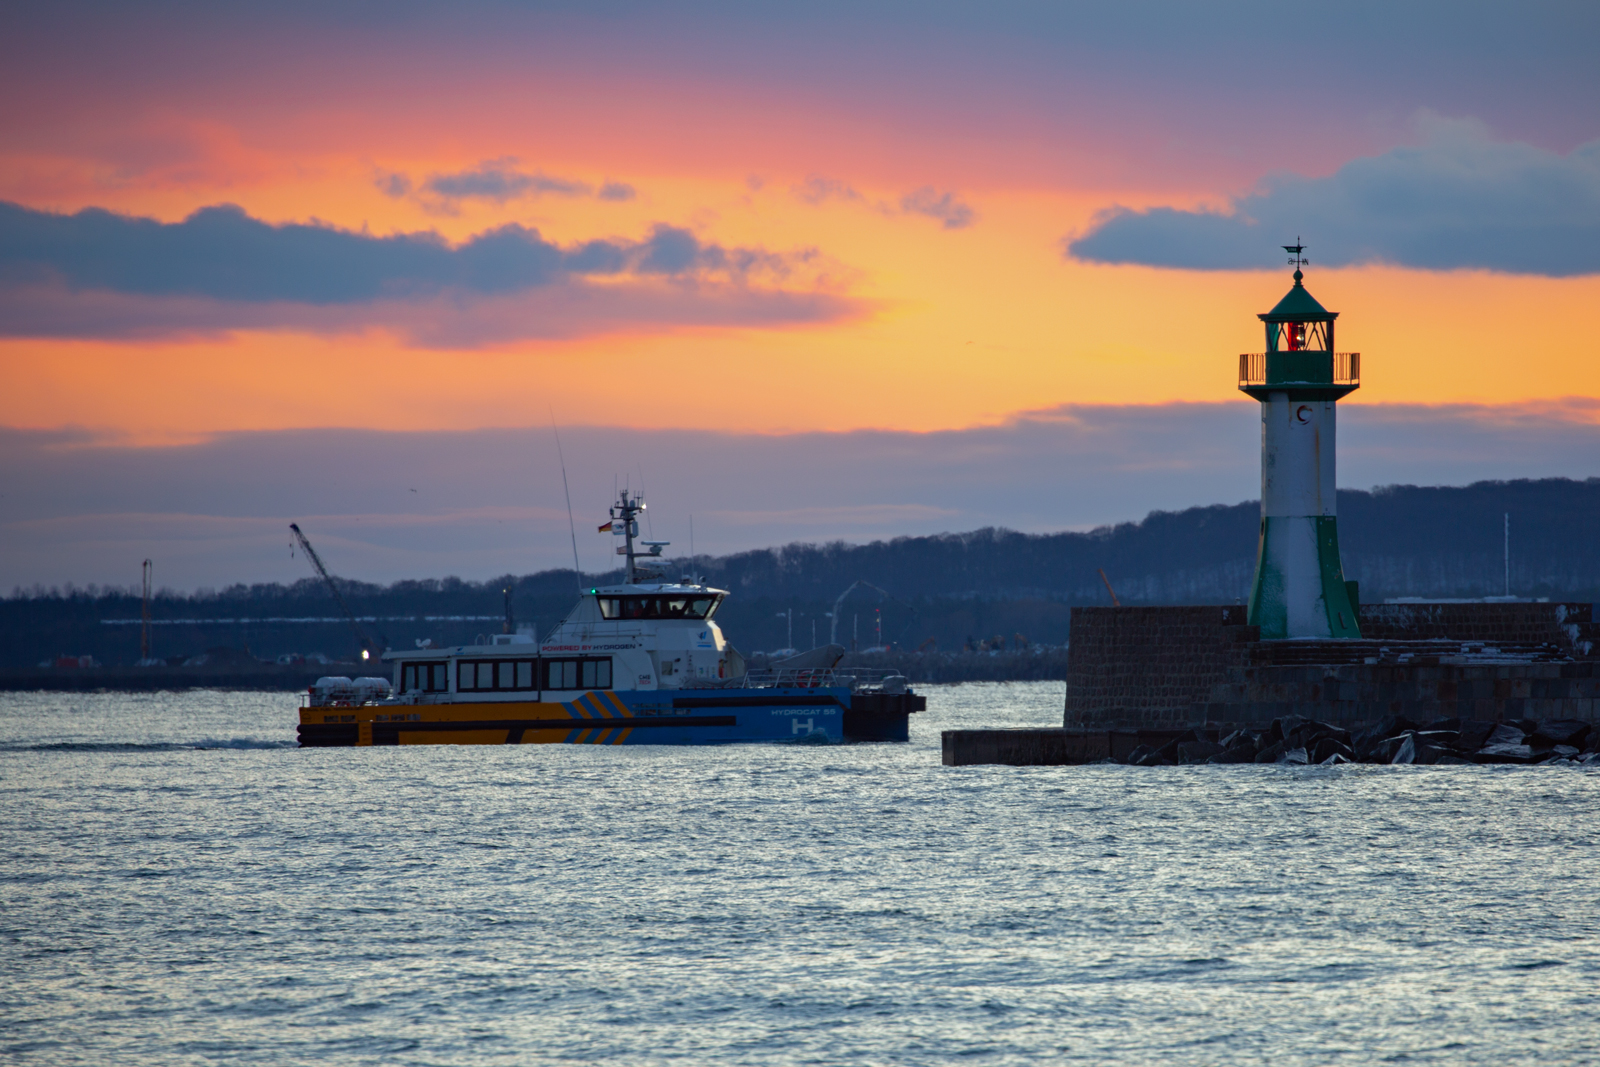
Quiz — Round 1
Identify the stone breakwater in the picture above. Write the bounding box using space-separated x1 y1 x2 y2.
941 601 1600 767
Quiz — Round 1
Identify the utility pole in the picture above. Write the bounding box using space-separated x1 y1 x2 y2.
1504 513 1510 597
140 560 153 663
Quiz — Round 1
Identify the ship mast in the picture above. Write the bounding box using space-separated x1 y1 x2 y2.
607 490 669 585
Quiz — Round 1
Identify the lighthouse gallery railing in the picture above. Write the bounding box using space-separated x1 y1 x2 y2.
1238 352 1360 388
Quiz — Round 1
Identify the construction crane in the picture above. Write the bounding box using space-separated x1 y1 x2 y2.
828 580 894 646
289 522 387 662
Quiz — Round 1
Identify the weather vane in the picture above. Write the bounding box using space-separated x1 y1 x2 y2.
1283 238 1308 270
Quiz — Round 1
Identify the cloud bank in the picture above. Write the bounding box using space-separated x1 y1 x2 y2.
0 201 854 345
1068 121 1600 276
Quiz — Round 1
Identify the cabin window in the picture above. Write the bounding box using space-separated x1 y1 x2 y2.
594 595 723 620
456 659 540 692
545 657 611 690
550 660 576 689
403 663 450 692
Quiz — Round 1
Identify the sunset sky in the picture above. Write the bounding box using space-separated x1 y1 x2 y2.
3 1 1598 590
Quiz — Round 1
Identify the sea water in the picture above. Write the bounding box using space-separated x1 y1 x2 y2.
2 684 1598 1065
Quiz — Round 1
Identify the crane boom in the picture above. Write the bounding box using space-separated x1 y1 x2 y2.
289 523 385 660
829 579 893 646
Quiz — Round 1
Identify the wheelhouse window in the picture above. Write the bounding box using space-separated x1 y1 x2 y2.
545 657 612 690
596 595 722 620
401 662 450 693
456 659 540 692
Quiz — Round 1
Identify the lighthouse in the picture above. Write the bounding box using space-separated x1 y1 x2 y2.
1239 244 1362 639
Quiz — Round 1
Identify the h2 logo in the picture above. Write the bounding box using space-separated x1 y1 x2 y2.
792 717 815 735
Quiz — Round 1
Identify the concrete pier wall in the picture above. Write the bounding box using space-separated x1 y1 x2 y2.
1064 602 1600 731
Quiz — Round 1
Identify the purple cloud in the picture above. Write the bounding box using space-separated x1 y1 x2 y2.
0 202 853 344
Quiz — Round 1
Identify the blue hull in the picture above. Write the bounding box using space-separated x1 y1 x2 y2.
297 686 922 746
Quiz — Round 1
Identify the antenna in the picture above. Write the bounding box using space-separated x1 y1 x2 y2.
550 416 583 593
637 464 654 538
1504 512 1510 598
1283 238 1309 271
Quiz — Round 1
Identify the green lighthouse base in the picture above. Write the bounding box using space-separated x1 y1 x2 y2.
1247 515 1361 640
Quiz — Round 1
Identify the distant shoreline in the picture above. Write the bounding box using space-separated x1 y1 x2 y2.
1 650 1069 692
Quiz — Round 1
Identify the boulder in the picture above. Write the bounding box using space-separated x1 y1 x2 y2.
1413 731 1460 764
1124 744 1153 766
1133 745 1174 767
1309 737 1355 764
1320 752 1353 765
1278 746 1309 765
1391 733 1417 765
1355 717 1414 760
1289 720 1348 744
1435 755 1474 765
1370 734 1411 763
1457 720 1498 753
1177 740 1226 764
1254 739 1290 764
1268 715 1313 744
1547 744 1581 760
1153 738 1185 763
1532 720 1592 748
1586 732 1600 756
1369 715 1417 740
1208 744 1259 764
1485 723 1526 746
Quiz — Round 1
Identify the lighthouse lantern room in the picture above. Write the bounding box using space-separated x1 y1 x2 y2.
1238 243 1362 639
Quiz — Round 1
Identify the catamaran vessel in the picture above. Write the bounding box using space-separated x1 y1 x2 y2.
297 490 925 746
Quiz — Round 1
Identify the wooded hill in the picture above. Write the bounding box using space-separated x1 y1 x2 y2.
5 477 1596 668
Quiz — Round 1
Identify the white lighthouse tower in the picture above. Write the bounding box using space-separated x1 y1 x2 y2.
1240 244 1362 639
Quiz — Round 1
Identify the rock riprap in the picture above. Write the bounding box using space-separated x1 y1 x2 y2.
1108 715 1599 766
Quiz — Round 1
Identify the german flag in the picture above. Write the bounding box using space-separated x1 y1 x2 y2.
597 520 614 532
